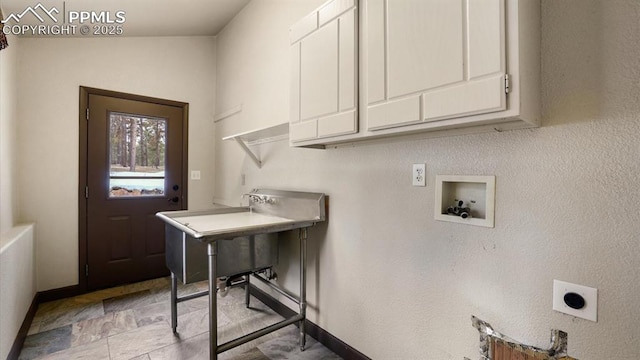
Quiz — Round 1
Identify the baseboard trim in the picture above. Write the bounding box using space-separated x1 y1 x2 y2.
7 286 82 359
7 293 40 360
250 285 370 360
37 284 83 303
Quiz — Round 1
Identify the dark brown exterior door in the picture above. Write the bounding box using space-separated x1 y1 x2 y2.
86 93 186 290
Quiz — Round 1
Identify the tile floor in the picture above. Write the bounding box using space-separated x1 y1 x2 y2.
19 277 342 360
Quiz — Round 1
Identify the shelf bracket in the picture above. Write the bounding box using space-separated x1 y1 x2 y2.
233 137 262 169
221 122 289 169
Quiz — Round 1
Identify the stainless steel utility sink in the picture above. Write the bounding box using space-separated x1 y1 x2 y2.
156 189 326 359
156 190 326 283
157 189 325 240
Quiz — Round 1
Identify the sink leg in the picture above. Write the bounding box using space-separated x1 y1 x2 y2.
208 242 218 360
245 274 251 308
170 272 178 334
299 228 307 351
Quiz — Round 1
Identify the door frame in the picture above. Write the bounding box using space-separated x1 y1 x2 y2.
78 86 189 292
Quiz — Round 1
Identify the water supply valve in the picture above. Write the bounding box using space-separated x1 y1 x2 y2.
447 199 472 219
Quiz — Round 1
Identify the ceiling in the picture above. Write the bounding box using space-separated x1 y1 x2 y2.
0 0 251 36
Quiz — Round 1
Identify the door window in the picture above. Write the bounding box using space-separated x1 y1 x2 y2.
108 112 166 197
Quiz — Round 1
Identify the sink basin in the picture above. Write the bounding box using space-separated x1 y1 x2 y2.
178 211 293 234
157 189 325 241
156 189 326 283
156 207 310 241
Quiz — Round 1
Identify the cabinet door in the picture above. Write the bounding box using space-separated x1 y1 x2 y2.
290 0 358 143
365 0 507 131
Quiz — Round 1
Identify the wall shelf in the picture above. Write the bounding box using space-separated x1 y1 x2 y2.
434 175 496 228
214 104 243 123
222 123 289 168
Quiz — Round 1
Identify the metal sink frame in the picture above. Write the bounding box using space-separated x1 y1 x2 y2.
156 189 326 360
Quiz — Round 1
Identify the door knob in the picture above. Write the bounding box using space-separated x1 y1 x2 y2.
168 197 179 203
172 185 179 191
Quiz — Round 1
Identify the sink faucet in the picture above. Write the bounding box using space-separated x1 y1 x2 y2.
241 192 275 205
243 193 265 204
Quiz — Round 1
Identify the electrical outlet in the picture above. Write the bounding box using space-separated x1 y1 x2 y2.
553 279 598 322
191 170 201 180
412 164 426 186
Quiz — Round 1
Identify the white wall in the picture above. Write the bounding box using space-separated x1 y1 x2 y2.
0 34 19 235
0 34 36 360
214 0 321 202
214 1 640 359
17 36 217 291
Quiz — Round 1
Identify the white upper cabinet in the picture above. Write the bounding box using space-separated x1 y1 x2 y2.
290 0 540 147
289 0 359 143
366 0 506 130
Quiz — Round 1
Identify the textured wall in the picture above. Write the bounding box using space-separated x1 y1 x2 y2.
17 37 217 291
215 1 640 359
